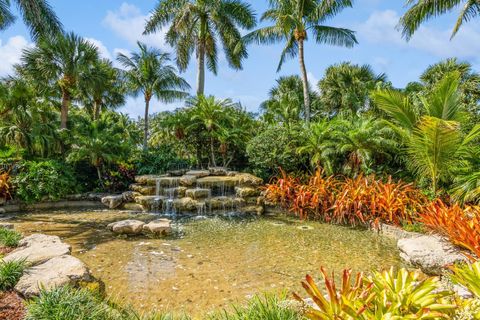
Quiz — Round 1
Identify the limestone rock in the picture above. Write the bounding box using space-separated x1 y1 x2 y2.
197 176 239 188
206 197 245 210
209 167 228 176
185 170 210 178
122 203 144 211
398 235 467 275
235 187 260 198
107 220 145 235
0 222 14 229
173 197 198 211
143 219 172 235
180 175 197 187
135 175 166 185
4 234 71 266
240 205 264 215
135 196 164 211
130 184 156 196
15 255 91 298
101 195 124 209
122 191 140 203
168 169 187 177
162 187 187 198
185 188 211 199
235 173 263 187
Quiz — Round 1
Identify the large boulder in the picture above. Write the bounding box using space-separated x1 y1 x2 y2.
135 196 164 211
235 187 260 198
135 175 165 185
130 184 156 196
173 197 198 211
209 167 228 176
185 188 211 199
180 175 197 187
107 220 145 235
15 255 92 298
398 235 468 275
143 219 172 235
4 234 71 266
185 170 210 178
101 195 124 209
235 173 263 187
206 197 245 210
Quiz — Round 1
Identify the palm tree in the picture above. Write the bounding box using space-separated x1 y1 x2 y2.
297 119 336 173
0 0 63 40
20 32 99 129
372 72 480 194
117 42 190 150
400 0 480 39
244 0 357 122
187 95 234 167
144 0 256 95
81 59 125 120
318 62 387 117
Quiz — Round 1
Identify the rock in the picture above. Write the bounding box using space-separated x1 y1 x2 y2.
197 176 239 188
185 170 210 178
0 222 13 229
180 175 197 187
122 203 144 211
162 187 187 198
168 169 187 177
107 220 145 235
135 196 164 211
0 208 5 214
377 223 420 240
185 188 211 199
227 171 238 177
101 195 123 209
173 197 198 211
130 184 156 196
240 205 264 215
206 197 245 210
4 234 71 266
135 175 166 185
209 167 228 176
122 191 140 203
397 235 468 275
15 255 92 298
235 187 260 198
143 219 172 235
235 173 263 187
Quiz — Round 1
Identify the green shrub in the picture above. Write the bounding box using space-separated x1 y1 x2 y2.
246 124 308 180
208 293 302 320
12 160 78 203
0 228 22 247
0 259 26 291
133 146 190 175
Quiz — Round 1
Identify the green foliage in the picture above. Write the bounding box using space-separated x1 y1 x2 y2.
246 124 307 179
134 146 190 175
450 261 480 299
13 160 78 203
0 259 26 291
209 293 301 320
0 228 22 247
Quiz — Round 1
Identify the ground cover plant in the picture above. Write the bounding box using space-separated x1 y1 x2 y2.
0 228 22 248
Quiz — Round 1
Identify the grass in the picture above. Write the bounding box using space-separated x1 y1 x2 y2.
26 286 303 320
0 259 26 291
0 228 22 247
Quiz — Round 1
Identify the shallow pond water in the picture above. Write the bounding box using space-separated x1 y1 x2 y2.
9 210 402 316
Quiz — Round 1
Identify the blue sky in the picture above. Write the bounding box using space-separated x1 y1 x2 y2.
1 0 479 118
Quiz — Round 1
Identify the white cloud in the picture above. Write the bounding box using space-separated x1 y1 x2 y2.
357 10 480 61
307 72 320 92
85 37 112 60
0 36 33 76
102 2 168 50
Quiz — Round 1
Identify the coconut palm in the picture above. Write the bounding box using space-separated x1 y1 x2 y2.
318 62 387 117
400 0 480 39
80 59 125 120
244 0 357 122
0 0 62 40
144 0 256 95
20 32 100 129
372 72 480 194
117 42 190 150
297 119 336 173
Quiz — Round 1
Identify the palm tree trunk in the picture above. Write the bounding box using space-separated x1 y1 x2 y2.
196 42 206 96
210 136 217 167
298 39 311 123
96 165 104 188
60 90 70 129
93 100 101 120
143 95 151 150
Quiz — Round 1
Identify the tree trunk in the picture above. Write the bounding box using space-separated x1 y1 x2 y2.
298 39 311 123
196 42 206 96
93 100 101 120
210 136 216 167
96 165 104 189
60 90 70 129
143 95 151 150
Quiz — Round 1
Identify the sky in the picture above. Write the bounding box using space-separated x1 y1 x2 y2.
1 0 479 118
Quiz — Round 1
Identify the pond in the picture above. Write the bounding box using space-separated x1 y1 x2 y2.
9 210 402 316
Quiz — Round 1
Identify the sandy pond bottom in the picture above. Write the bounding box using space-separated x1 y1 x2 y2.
9 210 402 316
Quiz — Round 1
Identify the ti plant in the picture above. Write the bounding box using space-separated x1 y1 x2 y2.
296 267 456 320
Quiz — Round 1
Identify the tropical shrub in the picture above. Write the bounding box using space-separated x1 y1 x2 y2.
418 200 480 259
102 164 136 193
296 267 456 319
133 145 190 175
247 124 307 180
450 260 480 299
12 160 78 203
0 260 26 291
265 170 426 226
0 228 22 247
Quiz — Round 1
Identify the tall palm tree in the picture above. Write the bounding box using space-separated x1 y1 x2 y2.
400 0 480 39
318 62 387 117
20 32 99 129
0 0 63 40
144 0 256 95
372 72 480 194
81 59 125 120
244 0 357 122
117 42 190 150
